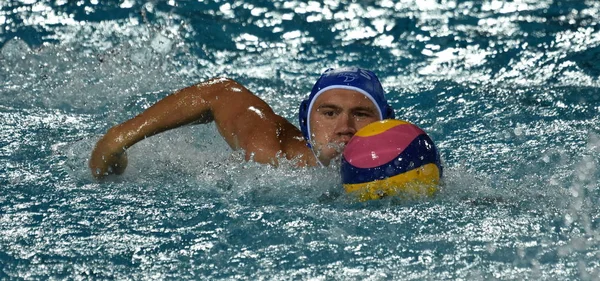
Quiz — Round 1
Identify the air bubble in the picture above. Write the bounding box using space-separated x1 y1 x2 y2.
151 34 173 54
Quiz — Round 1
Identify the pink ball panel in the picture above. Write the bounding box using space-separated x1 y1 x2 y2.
343 124 425 169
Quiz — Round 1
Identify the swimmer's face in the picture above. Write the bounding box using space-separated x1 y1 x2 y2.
309 89 380 166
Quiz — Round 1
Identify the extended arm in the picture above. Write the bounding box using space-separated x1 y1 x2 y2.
89 78 312 178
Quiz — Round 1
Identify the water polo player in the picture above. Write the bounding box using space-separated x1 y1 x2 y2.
89 67 395 177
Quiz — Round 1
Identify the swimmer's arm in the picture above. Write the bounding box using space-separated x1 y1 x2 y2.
89 78 311 178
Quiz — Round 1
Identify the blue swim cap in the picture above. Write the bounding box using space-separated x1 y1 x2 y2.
298 67 396 147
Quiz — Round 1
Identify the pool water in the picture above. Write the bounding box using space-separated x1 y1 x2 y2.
2 0 600 279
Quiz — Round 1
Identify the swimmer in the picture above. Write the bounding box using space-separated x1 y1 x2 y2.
89 67 395 178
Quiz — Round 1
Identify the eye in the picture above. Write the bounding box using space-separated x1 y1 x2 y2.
354 111 375 119
319 109 337 117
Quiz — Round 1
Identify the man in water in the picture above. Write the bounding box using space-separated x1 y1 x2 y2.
89 67 395 178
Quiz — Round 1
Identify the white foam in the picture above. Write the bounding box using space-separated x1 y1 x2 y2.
0 37 200 113
61 123 340 205
0 37 31 62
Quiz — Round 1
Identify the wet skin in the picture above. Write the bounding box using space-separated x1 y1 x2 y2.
89 79 380 178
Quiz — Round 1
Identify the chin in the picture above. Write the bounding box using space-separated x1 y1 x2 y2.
313 141 345 166
317 150 343 166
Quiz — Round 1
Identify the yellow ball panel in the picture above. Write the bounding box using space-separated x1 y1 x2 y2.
354 119 412 137
343 163 440 202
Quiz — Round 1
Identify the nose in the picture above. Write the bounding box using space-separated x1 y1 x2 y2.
335 113 357 137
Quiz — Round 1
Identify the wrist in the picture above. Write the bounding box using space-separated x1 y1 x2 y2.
103 126 129 154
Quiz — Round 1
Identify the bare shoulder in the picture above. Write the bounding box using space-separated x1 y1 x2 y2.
200 79 315 166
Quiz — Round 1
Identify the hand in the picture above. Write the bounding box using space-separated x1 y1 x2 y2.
89 136 128 179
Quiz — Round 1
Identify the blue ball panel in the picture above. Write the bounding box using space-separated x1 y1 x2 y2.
341 134 442 184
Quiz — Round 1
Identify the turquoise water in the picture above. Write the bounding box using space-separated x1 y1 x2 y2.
2 0 600 279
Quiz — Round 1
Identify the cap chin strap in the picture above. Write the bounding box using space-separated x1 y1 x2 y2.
309 141 325 167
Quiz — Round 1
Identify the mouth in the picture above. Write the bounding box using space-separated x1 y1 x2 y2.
338 136 352 144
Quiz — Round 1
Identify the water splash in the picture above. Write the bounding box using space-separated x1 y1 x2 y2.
2 0 600 279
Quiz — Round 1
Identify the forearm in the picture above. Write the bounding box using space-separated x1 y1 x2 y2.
103 78 229 151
